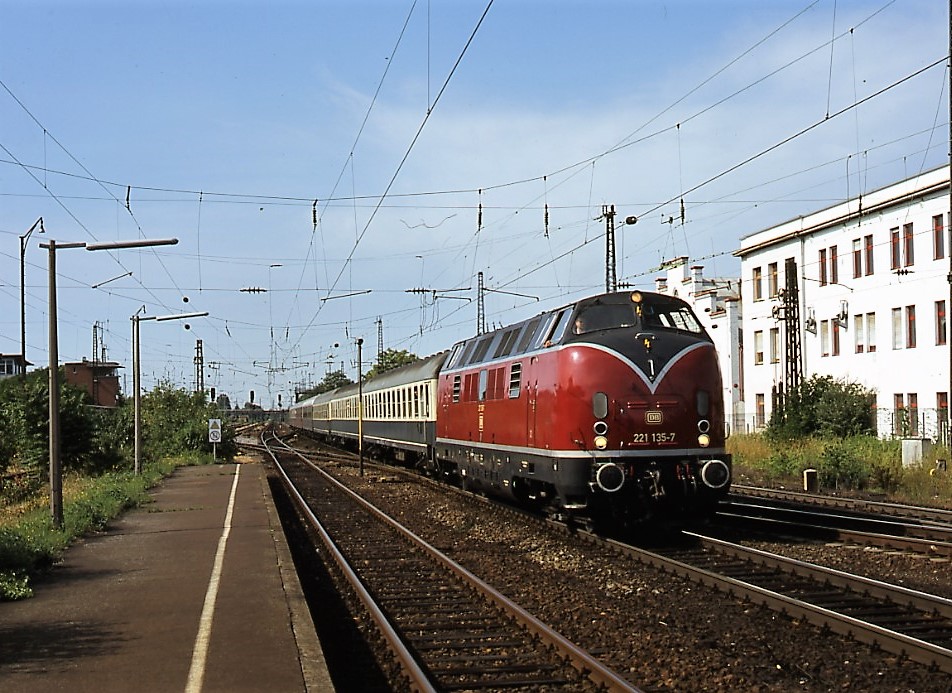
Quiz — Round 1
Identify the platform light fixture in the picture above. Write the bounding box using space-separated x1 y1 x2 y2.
42 237 179 528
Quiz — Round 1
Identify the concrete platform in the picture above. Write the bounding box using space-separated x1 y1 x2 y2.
0 463 333 692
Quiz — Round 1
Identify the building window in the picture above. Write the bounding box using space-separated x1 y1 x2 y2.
752 267 763 301
934 214 945 260
820 320 830 357
938 392 948 420
892 307 902 349
831 319 840 356
903 223 914 267
864 234 874 275
854 314 864 353
937 300 947 346
908 393 919 436
852 238 862 278
829 245 838 284
753 330 764 365
866 312 876 352
890 228 900 270
755 393 765 428
767 262 778 298
906 305 916 348
769 327 780 363
819 248 828 286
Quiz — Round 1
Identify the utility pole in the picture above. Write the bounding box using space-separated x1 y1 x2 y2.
376 316 384 365
477 272 487 335
356 338 364 477
772 257 804 420
601 204 617 293
194 339 204 394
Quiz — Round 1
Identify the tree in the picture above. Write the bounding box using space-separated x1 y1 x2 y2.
363 349 418 381
297 369 354 400
141 381 237 462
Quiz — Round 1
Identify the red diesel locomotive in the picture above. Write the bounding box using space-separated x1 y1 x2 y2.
289 290 731 528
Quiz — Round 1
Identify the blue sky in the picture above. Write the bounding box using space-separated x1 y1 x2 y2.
0 0 946 408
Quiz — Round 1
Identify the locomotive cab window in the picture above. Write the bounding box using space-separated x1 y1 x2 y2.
636 296 705 334
573 303 637 334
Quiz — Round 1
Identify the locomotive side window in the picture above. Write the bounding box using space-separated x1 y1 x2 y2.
515 317 543 353
493 328 520 359
471 336 493 364
459 340 478 367
446 343 464 369
508 362 522 398
540 309 572 347
478 369 488 401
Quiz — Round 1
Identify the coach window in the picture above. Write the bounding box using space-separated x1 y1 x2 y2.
413 385 420 418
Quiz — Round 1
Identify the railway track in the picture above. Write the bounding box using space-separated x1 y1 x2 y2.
261 431 641 692
720 489 952 557
730 484 952 525
615 530 952 673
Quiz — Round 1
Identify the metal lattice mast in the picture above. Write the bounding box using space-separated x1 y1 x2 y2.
783 257 802 393
477 271 487 335
376 316 384 364
603 204 617 293
194 339 204 394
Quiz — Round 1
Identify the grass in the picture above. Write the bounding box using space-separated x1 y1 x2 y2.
727 433 952 508
0 452 213 601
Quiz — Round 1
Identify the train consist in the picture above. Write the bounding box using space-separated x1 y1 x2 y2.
289 290 732 528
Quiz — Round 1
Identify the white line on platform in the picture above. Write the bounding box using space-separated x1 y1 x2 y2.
185 465 241 693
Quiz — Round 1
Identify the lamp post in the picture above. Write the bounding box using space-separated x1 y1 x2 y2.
132 310 208 475
20 217 44 364
42 236 178 528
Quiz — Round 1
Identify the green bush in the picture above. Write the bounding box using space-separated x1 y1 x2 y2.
817 439 869 490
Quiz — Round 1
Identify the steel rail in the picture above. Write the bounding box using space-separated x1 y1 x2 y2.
731 484 952 525
261 431 437 693
266 432 642 692
715 509 952 558
605 533 952 673
686 531 952 619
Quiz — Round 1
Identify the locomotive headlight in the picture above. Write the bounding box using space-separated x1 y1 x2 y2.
594 435 609 450
698 433 711 447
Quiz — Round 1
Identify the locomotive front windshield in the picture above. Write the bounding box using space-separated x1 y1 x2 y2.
573 295 704 335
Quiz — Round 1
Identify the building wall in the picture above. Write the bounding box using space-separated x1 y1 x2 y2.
653 258 743 436
737 165 951 439
65 362 122 408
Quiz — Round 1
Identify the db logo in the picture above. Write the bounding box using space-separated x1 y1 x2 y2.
645 411 663 424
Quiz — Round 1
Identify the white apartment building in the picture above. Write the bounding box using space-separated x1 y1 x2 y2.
736 165 951 440
652 258 743 435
